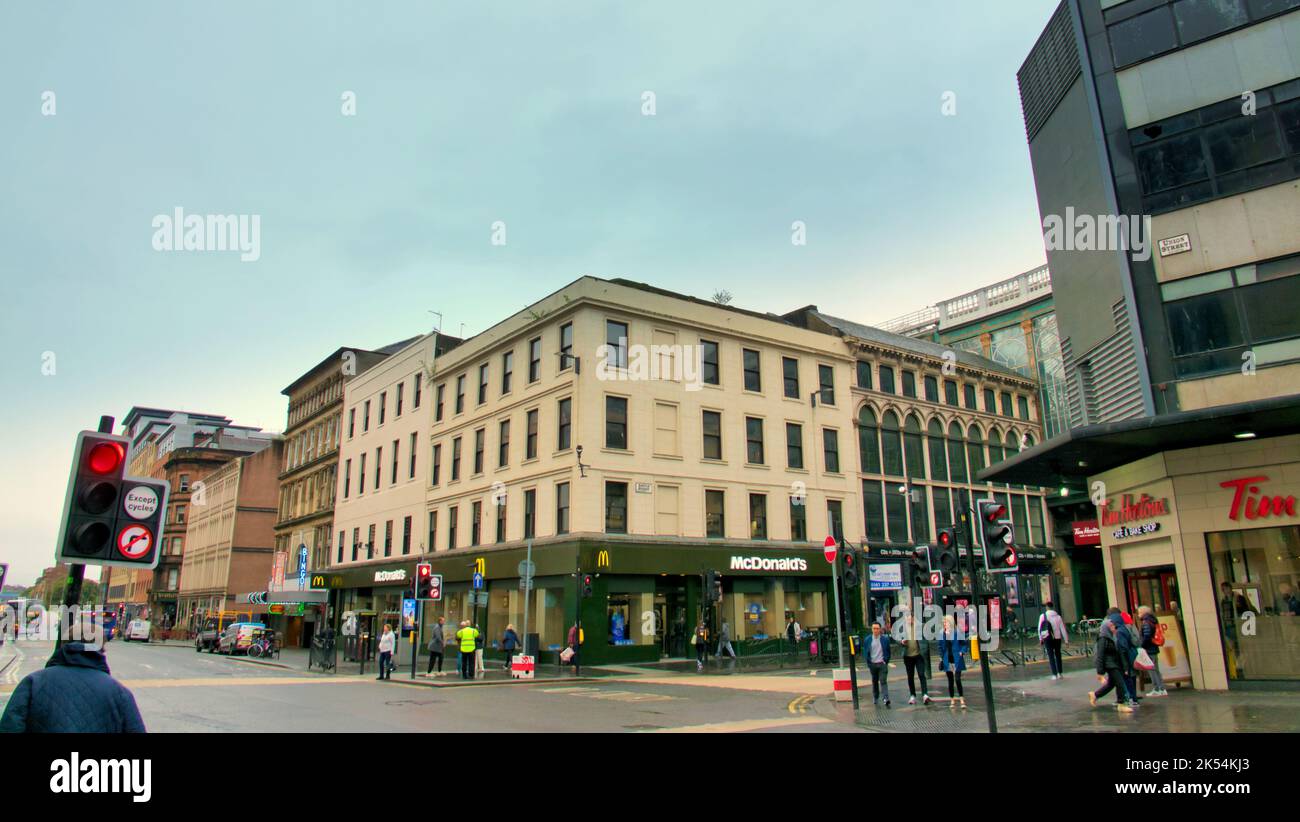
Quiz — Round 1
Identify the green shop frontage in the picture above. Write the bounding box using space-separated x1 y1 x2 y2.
320 538 847 666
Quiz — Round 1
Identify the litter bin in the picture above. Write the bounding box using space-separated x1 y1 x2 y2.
525 632 540 657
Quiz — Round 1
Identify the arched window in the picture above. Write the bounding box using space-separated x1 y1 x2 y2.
904 414 926 478
858 407 881 474
987 426 1004 467
947 422 967 482
881 411 903 477
966 425 985 480
1005 429 1021 489
927 419 947 481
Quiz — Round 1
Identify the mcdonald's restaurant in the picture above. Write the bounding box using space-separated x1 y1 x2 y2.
319 537 836 666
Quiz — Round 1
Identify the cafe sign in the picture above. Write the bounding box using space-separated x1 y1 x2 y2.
1100 493 1169 526
1221 475 1298 521
1072 520 1100 546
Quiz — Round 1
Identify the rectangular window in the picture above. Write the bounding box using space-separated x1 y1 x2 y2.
391 438 399 484
523 489 536 538
818 364 835 405
379 393 388 425
455 375 465 414
556 482 570 535
431 444 441 486
879 366 895 395
1017 396 1030 421
529 337 542 382
384 520 393 557
901 371 917 398
338 529 345 563
999 391 1013 417
526 409 539 459
984 388 996 413
1173 0 1248 46
749 494 768 540
451 437 462 481
427 512 436 554
702 410 722 460
343 459 351 499
705 490 726 538
409 432 418 479
502 351 513 394
413 373 422 408
782 357 800 399
944 379 959 405
924 375 938 403
786 422 804 469
827 499 844 543
1108 6 1177 68
742 348 762 392
435 384 445 422
605 321 628 370
402 516 412 555
790 497 807 541
701 340 720 385
396 383 404 417
964 383 977 409
473 428 485 474
175 504 186 524
559 323 574 370
910 486 931 543
374 447 382 490
359 454 366 493
885 486 907 542
499 420 510 468
654 401 679 456
605 482 628 534
557 398 572 450
856 361 872 389
348 408 355 437
605 396 628 450
478 363 489 405
448 506 458 550
363 400 371 432
823 428 840 473
496 497 507 543
746 417 765 465
471 501 481 547
351 527 360 561
862 480 885 542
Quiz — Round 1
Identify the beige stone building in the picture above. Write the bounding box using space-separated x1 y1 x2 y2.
324 277 1049 665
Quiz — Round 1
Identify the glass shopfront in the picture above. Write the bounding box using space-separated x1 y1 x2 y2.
1208 525 1300 681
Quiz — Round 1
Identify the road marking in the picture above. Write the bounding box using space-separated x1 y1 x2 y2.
787 694 815 714
645 716 833 733
2 644 26 685
117 676 367 689
623 675 833 696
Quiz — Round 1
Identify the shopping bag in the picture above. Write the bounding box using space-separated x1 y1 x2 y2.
560 646 574 663
1134 648 1156 671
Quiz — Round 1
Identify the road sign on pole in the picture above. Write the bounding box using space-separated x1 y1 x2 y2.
823 535 838 564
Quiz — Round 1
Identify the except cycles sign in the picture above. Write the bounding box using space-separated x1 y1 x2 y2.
122 485 160 520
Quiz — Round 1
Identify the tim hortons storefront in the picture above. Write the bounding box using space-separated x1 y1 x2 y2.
983 396 1300 690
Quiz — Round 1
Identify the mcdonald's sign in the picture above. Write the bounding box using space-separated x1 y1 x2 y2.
474 557 486 576
596 549 611 569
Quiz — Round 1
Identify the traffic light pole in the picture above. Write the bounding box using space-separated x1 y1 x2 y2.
57 415 113 649
837 553 860 710
573 556 582 678
959 489 998 734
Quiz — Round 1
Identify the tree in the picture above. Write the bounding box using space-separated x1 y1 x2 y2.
711 289 733 306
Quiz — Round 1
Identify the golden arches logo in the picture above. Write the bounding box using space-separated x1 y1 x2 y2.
474 557 486 575
596 549 610 569
311 575 326 588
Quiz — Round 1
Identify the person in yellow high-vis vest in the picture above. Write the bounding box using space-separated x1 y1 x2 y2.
456 621 480 680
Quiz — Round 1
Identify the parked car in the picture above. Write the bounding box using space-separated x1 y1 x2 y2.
124 619 151 642
195 618 224 652
217 622 265 655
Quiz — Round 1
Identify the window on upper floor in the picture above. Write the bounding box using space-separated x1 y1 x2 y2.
783 357 800 399
701 340 720 386
743 349 762 392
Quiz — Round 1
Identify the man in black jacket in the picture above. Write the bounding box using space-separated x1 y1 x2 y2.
0 642 146 733
1088 613 1137 713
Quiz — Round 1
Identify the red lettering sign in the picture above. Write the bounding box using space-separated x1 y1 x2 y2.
1221 475 1298 521
1072 520 1100 546
1099 493 1170 526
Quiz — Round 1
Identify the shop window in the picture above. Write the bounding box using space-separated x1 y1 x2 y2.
607 591 653 646
1208 525 1300 681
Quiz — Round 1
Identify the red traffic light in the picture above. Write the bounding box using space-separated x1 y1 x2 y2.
86 441 125 475
938 530 952 547
416 562 432 579
984 504 1007 522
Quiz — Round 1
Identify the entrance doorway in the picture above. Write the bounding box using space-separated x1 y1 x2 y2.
654 578 687 658
1124 567 1180 615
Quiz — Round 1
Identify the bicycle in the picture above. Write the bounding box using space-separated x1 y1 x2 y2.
247 631 280 660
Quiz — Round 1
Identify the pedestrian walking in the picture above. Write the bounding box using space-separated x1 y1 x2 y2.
474 624 486 678
693 621 709 670
864 621 892 707
456 620 479 680
376 623 396 681
565 623 583 673
1089 609 1137 712
938 615 967 708
785 616 801 653
426 616 446 676
1118 610 1141 702
1137 606 1168 697
1038 601 1069 680
0 642 146 733
898 611 931 705
716 619 737 660
501 623 520 671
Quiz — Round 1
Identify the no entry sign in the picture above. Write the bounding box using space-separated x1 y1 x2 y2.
823 535 837 563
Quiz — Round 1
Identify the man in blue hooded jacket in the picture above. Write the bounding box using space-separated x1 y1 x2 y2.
0 642 146 733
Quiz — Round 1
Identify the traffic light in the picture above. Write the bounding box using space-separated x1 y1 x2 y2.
581 573 594 598
56 431 169 569
977 499 1018 573
703 570 723 603
911 546 933 588
839 544 861 588
415 563 434 599
933 527 958 577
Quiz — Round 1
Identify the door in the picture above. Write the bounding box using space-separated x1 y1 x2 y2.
1125 567 1178 614
654 579 688 658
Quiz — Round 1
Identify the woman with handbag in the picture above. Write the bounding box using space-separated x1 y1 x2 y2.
376 623 396 681
693 622 709 671
1137 606 1167 697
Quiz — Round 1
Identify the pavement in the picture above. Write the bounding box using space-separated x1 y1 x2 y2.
1 639 1297 732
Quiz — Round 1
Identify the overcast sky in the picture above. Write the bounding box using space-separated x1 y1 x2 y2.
0 0 1058 586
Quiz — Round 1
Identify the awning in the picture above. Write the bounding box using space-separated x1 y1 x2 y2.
237 590 329 605
978 393 1300 487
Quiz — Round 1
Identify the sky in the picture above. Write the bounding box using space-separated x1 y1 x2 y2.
0 0 1059 587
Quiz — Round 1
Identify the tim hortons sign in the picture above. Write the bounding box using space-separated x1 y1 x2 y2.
1221 475 1298 521
1100 493 1169 526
